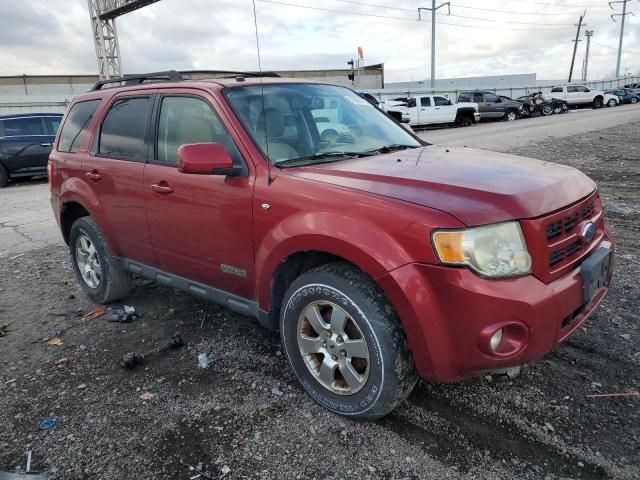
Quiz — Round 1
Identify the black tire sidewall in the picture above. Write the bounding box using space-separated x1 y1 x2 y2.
0 164 8 187
281 281 386 417
69 218 111 302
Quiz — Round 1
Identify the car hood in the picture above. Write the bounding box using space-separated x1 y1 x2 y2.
285 146 596 226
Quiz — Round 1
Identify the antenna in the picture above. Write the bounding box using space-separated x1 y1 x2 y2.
252 0 273 185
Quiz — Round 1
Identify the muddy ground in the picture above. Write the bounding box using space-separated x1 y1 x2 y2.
1 122 639 480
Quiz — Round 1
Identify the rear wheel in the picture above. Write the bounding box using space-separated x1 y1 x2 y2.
593 97 603 109
631 97 638 104
69 217 131 304
541 104 554 116
0 164 8 188
607 98 617 107
456 115 472 127
280 262 417 420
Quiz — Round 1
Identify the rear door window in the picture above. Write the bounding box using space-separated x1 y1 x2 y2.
2 117 45 136
420 97 431 107
58 100 101 153
98 97 151 160
47 117 62 135
567 86 579 93
472 93 484 103
457 93 470 102
551 87 563 93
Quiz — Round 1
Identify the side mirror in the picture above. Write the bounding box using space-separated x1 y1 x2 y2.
177 143 238 176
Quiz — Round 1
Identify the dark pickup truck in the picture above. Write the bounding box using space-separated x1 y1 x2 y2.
457 91 523 121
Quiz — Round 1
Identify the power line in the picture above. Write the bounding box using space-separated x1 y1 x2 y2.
592 40 640 55
508 0 607 8
451 3 603 15
255 0 575 30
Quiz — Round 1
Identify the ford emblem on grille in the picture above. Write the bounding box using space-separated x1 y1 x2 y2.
578 221 597 244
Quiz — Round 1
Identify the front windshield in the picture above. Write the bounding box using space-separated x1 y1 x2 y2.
224 84 421 165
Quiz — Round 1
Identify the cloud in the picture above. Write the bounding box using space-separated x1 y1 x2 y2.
0 0 637 81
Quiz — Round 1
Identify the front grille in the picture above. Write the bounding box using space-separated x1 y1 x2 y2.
521 193 603 284
545 202 595 242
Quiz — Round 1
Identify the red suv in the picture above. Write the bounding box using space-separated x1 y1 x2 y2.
49 71 614 419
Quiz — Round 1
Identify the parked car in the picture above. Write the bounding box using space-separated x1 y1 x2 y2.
384 94 480 127
623 83 640 94
356 91 382 107
515 93 562 117
49 71 614 420
457 91 523 121
549 85 618 108
0 113 62 187
606 88 640 104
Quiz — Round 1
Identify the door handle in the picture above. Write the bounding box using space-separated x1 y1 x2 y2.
151 183 173 194
85 171 102 181
40 143 52 147
435 107 440 110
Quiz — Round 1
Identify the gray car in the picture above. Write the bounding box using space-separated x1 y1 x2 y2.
457 91 523 121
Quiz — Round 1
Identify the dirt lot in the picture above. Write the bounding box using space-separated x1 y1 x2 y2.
1 122 639 480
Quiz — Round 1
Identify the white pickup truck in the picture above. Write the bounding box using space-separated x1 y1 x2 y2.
549 85 619 108
383 94 480 127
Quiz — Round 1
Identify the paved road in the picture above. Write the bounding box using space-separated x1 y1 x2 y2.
417 103 640 150
0 104 638 258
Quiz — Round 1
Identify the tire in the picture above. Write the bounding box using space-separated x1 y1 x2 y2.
69 217 131 304
553 105 562 114
631 97 638 104
0 164 8 188
541 105 554 116
505 110 518 122
280 262 418 420
607 99 617 108
592 97 603 109
456 115 472 127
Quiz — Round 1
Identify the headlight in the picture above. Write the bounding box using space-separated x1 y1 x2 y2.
432 222 532 278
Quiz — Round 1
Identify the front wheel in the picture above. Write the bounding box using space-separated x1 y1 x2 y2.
505 110 518 122
593 98 603 109
69 217 131 304
280 263 417 420
541 104 554 116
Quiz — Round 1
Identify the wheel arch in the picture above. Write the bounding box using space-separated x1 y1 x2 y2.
256 213 416 329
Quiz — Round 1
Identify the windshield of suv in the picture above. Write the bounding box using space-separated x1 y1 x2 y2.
224 84 421 166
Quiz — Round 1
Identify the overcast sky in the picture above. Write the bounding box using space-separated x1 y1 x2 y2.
0 0 638 82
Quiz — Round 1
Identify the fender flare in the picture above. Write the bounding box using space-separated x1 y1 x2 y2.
255 211 415 310
59 178 123 257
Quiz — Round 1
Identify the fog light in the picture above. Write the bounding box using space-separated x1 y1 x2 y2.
490 329 503 351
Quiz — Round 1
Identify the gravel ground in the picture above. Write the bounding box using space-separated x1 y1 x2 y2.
1 122 639 480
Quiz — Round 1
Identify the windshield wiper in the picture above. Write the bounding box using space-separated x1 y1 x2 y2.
368 144 419 154
274 151 376 167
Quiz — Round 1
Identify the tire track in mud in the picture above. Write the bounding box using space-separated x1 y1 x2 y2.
384 389 610 479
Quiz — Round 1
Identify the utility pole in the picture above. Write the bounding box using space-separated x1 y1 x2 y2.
582 30 593 81
610 0 634 78
568 10 586 82
418 1 450 89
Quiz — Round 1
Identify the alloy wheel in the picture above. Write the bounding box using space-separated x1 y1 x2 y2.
296 300 370 395
75 234 102 288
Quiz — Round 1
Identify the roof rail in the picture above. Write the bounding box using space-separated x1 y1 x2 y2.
90 70 184 91
180 70 281 79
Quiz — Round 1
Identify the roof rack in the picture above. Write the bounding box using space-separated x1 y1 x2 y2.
180 70 281 79
90 70 184 91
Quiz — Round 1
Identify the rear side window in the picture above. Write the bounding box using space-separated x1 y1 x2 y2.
2 117 45 136
551 87 563 93
99 97 151 160
58 100 101 153
472 93 484 103
421 97 431 107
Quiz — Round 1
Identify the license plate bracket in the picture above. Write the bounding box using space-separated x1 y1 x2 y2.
580 246 612 303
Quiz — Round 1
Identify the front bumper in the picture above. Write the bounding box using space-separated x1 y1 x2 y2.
377 238 613 382
473 113 481 123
